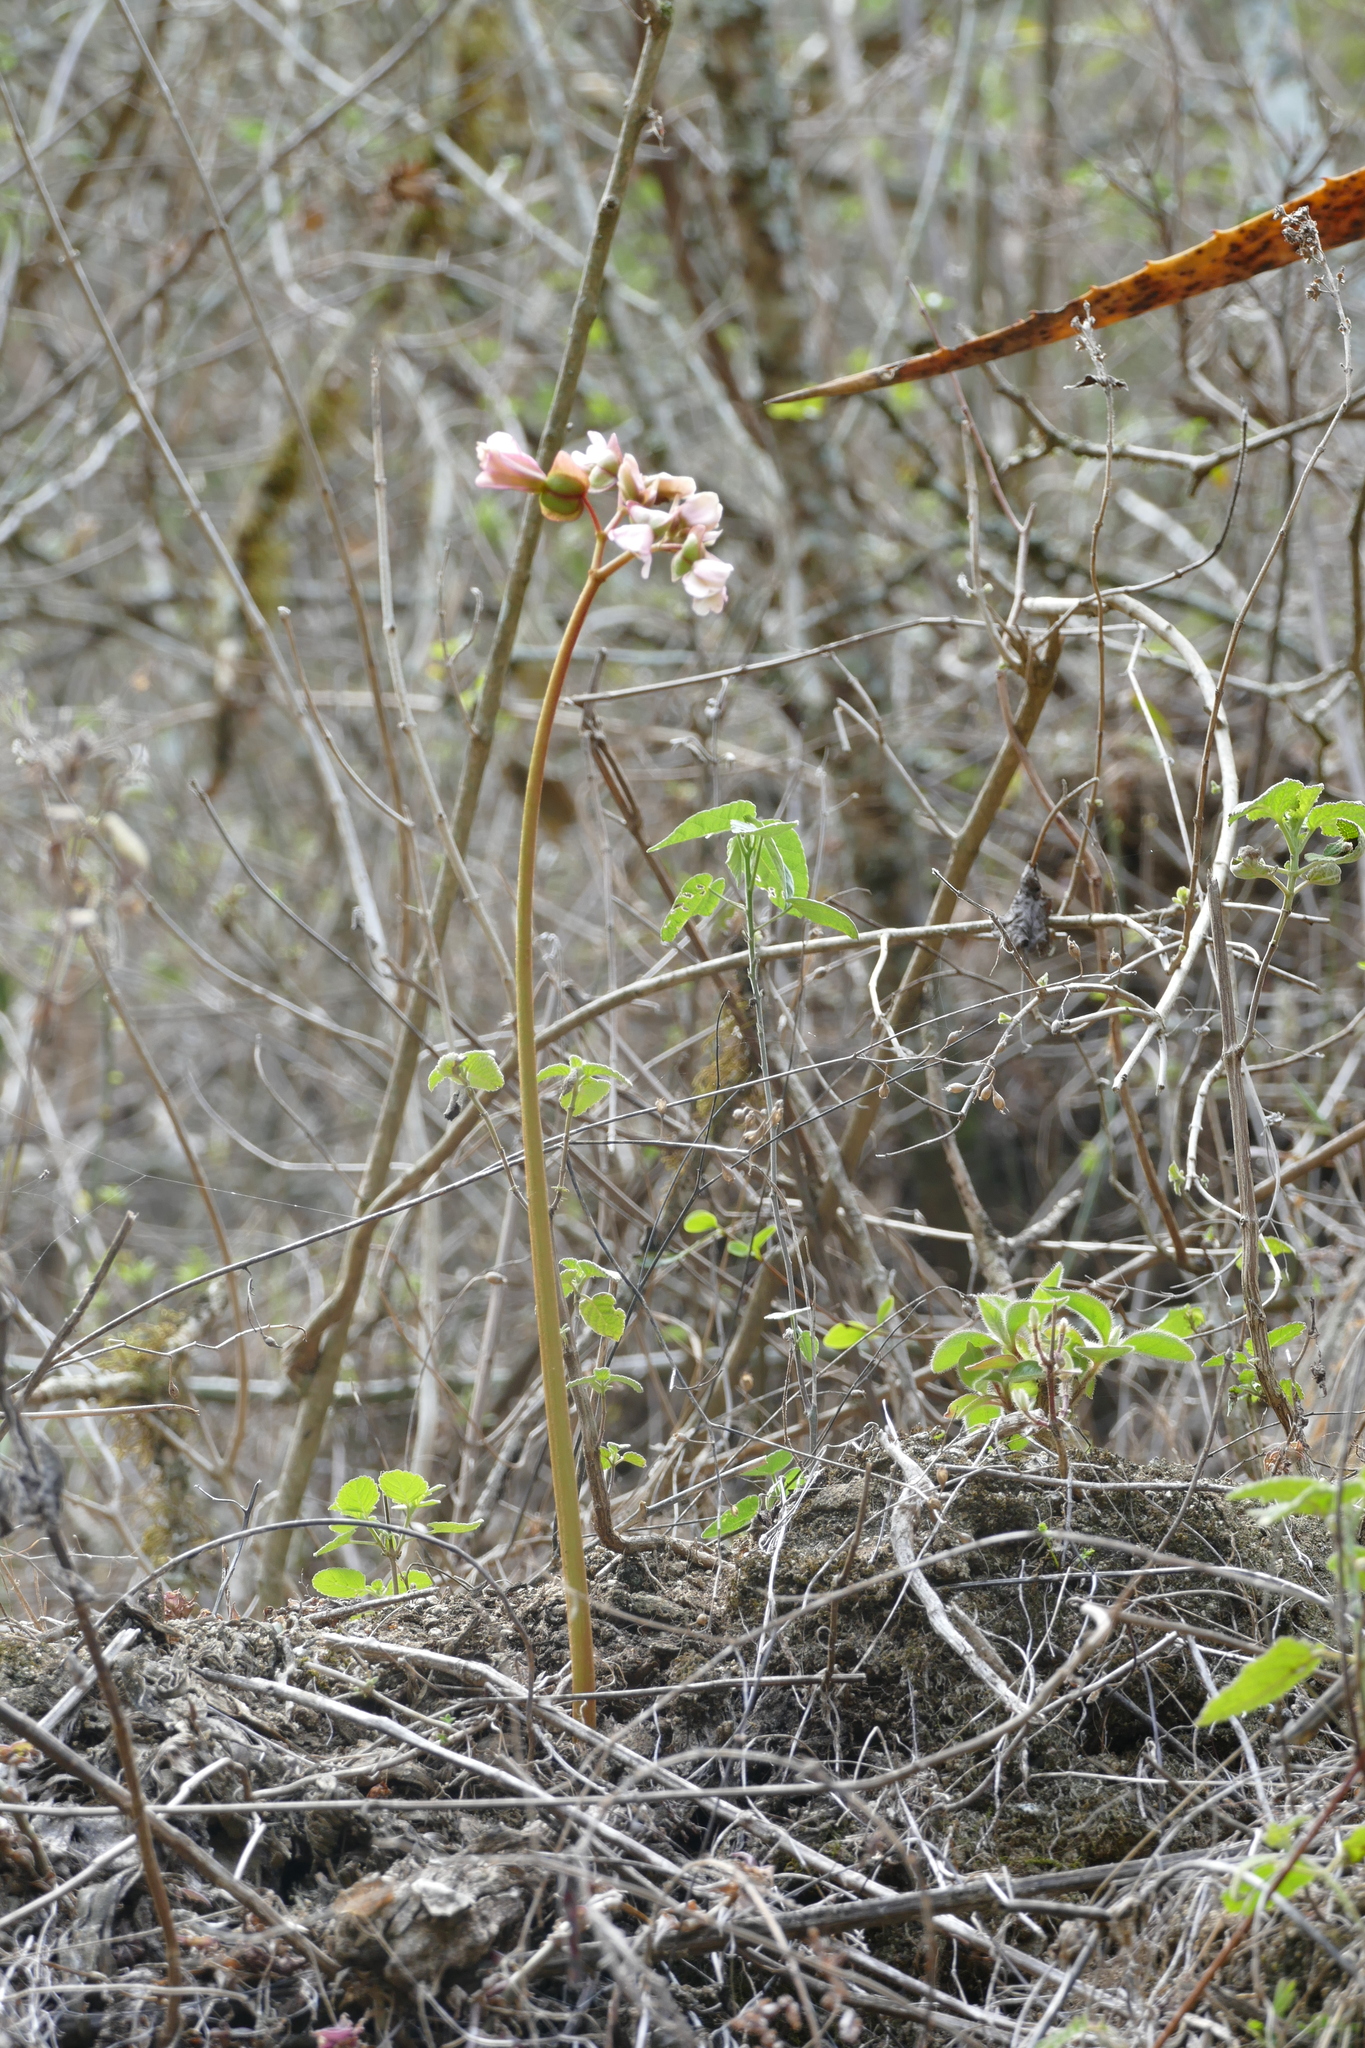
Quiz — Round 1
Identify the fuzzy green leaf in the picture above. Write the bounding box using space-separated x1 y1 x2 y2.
378 1469 430 1509
460 1049 504 1092
580 1292 626 1341
331 1476 379 1519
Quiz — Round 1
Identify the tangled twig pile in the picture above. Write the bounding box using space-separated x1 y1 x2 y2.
0 1439 1362 2045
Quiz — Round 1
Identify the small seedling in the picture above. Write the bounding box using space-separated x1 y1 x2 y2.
649 801 859 944
703 1447 804 1541
932 1269 1200 1470
312 1468 481 1601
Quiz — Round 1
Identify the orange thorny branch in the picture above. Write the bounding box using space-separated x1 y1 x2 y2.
771 167 1365 404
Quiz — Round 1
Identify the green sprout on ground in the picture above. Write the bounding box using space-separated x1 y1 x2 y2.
704 1447 804 1541
932 1268 1199 1472
311 1468 480 1601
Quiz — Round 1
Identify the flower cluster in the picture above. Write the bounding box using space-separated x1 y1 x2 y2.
475 429 734 617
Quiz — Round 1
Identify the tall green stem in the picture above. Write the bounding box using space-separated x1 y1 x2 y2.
516 530 608 1722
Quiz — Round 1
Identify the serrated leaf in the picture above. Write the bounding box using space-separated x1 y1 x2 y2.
1232 778 1321 826
1267 1322 1306 1350
331 1476 379 1519
312 1568 371 1600
580 1292 626 1341
702 1493 763 1540
650 801 757 851
428 1053 459 1092
783 894 859 938
660 871 726 942
460 1049 504 1092
1196 1637 1324 1724
378 1469 430 1508
1304 799 1365 841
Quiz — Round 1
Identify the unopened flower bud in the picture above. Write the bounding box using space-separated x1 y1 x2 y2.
475 431 546 492
538 450 591 522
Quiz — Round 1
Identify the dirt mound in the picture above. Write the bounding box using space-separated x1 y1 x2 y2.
0 1438 1361 2045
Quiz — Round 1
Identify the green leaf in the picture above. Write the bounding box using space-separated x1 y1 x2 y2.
1128 1329 1196 1362
427 1518 483 1534
795 1330 818 1363
783 895 859 938
460 1049 504 1092
741 1450 794 1478
977 1296 1013 1347
312 1568 371 1600
1304 799 1365 841
1341 1824 1365 1864
877 1294 895 1326
1267 1322 1306 1350
650 801 757 850
378 1469 431 1509
702 1493 763 1540
683 1210 719 1235
930 1330 997 1375
766 396 825 420
1232 778 1322 826
428 1052 459 1092
1196 1638 1324 1724
559 1256 614 1296
945 1395 1004 1429
660 871 726 942
753 821 809 902
312 1527 356 1555
580 1292 626 1341
1223 1855 1324 1915
824 1321 870 1350
401 1570 434 1592
1261 1237 1294 1256
331 1476 379 1519
727 1224 776 1260
1051 1289 1114 1343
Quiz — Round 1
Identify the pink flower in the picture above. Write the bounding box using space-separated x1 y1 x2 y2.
315 2026 364 2048
646 470 698 503
677 492 722 544
475 432 545 492
681 554 733 615
611 522 654 578
617 452 648 503
571 430 622 488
